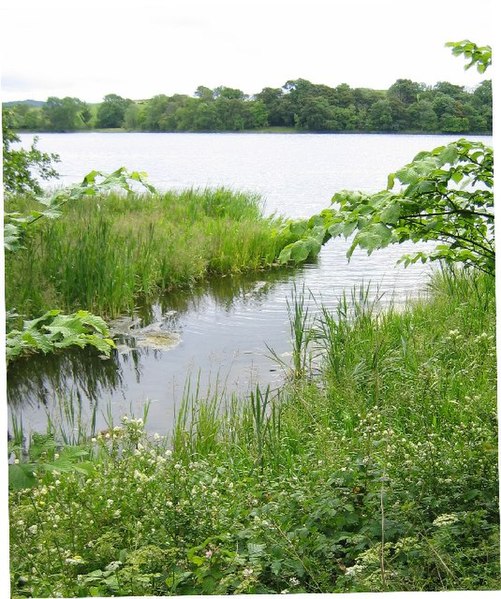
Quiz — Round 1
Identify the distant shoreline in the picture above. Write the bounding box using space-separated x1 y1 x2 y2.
15 128 493 136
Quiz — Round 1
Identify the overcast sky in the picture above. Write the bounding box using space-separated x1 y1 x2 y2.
0 0 496 102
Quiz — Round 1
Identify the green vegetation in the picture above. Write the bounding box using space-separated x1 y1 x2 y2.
5 187 301 319
6 310 115 365
6 39 499 595
279 137 494 274
2 109 60 195
8 270 499 595
3 67 492 134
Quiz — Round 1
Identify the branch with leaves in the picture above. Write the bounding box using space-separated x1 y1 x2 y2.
4 167 156 252
279 139 494 275
445 40 492 73
279 40 494 276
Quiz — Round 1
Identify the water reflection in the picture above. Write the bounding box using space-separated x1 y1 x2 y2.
7 346 123 408
7 264 297 421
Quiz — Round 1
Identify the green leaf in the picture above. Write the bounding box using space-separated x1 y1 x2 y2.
9 463 37 490
380 202 401 224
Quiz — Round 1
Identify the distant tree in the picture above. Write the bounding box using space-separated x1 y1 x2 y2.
96 94 133 129
213 86 247 100
194 86 214 101
142 94 170 130
255 87 285 126
333 83 354 108
407 100 438 131
387 79 423 105
433 81 466 100
123 102 144 130
296 96 333 130
250 100 269 129
43 96 89 131
367 99 394 130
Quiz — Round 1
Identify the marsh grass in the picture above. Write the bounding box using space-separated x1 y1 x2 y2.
5 188 299 319
8 268 499 595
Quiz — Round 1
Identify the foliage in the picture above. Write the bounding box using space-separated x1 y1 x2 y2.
5 69 492 134
3 128 154 363
8 270 499 595
2 108 60 194
8 432 94 491
446 40 492 73
278 41 494 274
279 139 493 274
6 309 115 364
96 94 133 129
42 96 91 131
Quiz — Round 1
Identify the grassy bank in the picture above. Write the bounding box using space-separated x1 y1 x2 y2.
5 188 299 319
8 268 499 595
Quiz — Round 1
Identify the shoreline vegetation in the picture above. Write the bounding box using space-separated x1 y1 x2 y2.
8 268 499 595
5 188 305 321
3 75 492 135
13 127 495 136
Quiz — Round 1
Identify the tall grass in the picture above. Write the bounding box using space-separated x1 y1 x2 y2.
5 187 299 319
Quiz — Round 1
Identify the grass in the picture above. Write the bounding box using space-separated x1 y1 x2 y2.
8 267 499 595
5 187 300 319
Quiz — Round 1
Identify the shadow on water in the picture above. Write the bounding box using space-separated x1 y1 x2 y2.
7 346 125 409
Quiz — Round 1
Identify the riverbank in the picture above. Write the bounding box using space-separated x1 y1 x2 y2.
8 267 499 595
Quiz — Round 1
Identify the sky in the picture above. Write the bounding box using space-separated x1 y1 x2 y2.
0 0 496 103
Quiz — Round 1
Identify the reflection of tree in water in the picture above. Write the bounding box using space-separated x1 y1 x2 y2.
136 264 297 325
7 346 123 409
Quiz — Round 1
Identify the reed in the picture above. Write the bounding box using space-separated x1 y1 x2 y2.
5 187 297 319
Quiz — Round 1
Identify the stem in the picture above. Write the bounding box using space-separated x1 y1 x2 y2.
380 480 387 590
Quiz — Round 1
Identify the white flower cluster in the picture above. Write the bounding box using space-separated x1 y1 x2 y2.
432 512 459 527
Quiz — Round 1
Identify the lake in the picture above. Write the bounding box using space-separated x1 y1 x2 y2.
8 132 492 437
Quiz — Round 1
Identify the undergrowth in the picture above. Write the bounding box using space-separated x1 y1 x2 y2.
8 268 499 595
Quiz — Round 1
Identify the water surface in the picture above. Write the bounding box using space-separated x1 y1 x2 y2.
9 132 491 436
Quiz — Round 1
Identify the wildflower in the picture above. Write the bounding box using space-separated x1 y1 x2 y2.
28 525 38 534
289 577 300 586
65 555 85 565
345 563 364 576
205 549 213 559
433 513 459 527
243 567 254 577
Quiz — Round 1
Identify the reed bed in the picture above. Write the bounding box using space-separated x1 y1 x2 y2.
5 188 299 318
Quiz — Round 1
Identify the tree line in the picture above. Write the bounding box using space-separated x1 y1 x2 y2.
3 77 492 134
